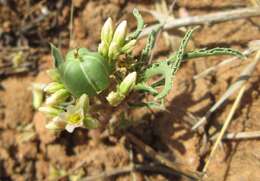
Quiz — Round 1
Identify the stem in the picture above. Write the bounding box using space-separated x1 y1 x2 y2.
140 7 260 37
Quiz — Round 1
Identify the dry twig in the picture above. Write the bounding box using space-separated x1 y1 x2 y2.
211 131 260 140
126 132 201 180
192 51 260 130
140 7 260 37
82 163 179 181
202 84 247 174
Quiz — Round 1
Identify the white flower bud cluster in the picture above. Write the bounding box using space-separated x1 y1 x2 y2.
98 18 137 62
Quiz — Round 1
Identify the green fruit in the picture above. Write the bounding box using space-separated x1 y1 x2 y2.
51 45 111 97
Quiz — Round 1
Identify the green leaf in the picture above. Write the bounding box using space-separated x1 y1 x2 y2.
137 28 197 100
167 47 246 63
134 82 158 95
140 61 174 100
126 8 144 41
182 47 246 60
139 24 162 63
50 43 64 69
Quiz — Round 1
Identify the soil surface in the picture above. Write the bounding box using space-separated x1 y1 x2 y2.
0 0 260 181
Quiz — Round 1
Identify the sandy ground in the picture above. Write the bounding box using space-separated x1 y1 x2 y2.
0 0 260 180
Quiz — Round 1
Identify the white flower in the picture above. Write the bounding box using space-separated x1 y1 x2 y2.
64 104 85 133
45 94 99 133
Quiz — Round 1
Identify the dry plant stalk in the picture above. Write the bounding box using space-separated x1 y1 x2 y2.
202 50 260 174
202 84 247 174
141 7 260 37
211 131 260 140
126 133 201 180
192 52 260 130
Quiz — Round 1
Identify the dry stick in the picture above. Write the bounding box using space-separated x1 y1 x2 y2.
192 52 260 130
126 132 201 180
82 165 133 181
211 131 260 141
82 164 179 181
69 2 74 48
128 144 138 181
20 11 55 34
202 84 247 174
140 7 260 37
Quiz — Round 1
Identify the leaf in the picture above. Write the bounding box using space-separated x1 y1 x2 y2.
50 43 64 69
141 61 174 100
126 8 144 41
139 24 162 63
183 47 246 60
137 28 197 100
134 82 158 95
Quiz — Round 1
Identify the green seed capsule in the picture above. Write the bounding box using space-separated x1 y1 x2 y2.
50 44 111 97
62 48 111 97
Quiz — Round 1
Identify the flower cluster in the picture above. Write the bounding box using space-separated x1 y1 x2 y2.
98 17 139 106
37 70 99 133
98 18 137 63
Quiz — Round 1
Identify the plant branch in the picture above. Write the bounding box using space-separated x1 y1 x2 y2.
192 51 260 130
82 163 177 181
140 7 260 37
211 131 260 140
126 132 201 180
202 84 247 174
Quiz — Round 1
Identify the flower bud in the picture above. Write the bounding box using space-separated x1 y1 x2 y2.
111 20 127 47
108 42 120 61
46 116 66 131
32 83 45 109
119 72 137 95
106 72 137 106
121 39 137 53
101 17 114 45
98 41 109 57
46 68 61 82
39 106 63 117
76 94 89 113
46 89 70 105
106 91 124 106
44 82 64 94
